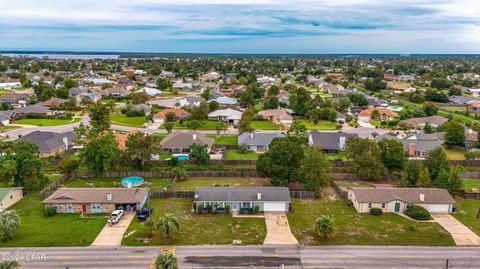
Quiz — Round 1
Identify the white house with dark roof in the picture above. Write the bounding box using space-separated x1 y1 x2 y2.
308 130 358 154
207 108 242 125
238 132 284 153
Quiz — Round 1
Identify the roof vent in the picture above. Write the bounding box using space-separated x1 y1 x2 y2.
419 193 425 202
193 134 197 140
257 192 262 200
106 192 112 201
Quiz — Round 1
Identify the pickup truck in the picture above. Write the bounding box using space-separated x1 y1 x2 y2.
107 210 124 226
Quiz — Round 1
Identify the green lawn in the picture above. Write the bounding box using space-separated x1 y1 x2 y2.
209 135 238 145
110 113 148 127
225 149 259 160
250 121 282 130
463 179 480 191
288 198 454 246
14 118 81 126
0 90 11 95
295 120 340 130
173 177 270 191
335 181 375 189
0 193 106 247
452 198 480 236
150 133 168 141
445 149 466 160
122 198 266 245
160 120 218 130
0 125 20 132
64 177 171 192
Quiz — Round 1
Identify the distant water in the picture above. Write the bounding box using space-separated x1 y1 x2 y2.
1 53 120 60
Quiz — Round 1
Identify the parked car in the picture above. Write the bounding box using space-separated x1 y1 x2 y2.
108 210 124 226
136 208 153 222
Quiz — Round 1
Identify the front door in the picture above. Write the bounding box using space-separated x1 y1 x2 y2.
394 202 401 212
82 204 87 213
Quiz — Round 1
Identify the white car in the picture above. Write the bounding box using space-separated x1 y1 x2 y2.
108 210 124 225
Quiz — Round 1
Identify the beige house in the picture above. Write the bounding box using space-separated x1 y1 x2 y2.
0 188 23 212
348 188 455 214
42 188 148 214
258 108 293 125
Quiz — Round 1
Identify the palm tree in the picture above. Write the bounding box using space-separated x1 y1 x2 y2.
0 211 20 241
315 215 335 239
157 213 179 238
0 259 19 269
144 218 155 237
155 252 178 269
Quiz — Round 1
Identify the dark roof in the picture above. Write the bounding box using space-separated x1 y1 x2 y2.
19 131 75 153
160 131 213 149
308 131 358 150
42 188 148 204
402 133 442 152
13 104 51 114
194 187 291 202
238 132 284 146
350 188 455 204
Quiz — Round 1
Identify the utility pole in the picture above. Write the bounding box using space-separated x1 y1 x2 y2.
445 259 449 269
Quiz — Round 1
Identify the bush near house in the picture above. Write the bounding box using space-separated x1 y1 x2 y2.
405 205 431 220
370 208 383 216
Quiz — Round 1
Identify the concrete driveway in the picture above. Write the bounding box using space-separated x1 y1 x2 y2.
431 213 480 246
263 213 298 245
91 213 135 246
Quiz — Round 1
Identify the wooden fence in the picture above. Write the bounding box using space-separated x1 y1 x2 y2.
328 173 401 181
70 171 259 179
289 191 316 199
330 181 348 199
149 191 195 198
40 174 69 197
461 191 480 200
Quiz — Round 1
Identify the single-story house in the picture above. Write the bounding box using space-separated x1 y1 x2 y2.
172 82 193 91
0 111 11 126
209 96 237 107
238 132 284 153
152 108 190 124
402 133 442 159
177 96 202 107
399 115 448 130
335 111 347 123
68 87 89 97
39 97 67 109
113 129 140 151
18 131 76 157
435 129 478 149
137 87 163 97
358 108 397 122
466 99 480 112
160 131 213 154
449 95 474 105
0 188 23 212
207 108 242 125
0 92 30 108
308 130 358 153
42 188 148 214
258 108 293 125
348 188 455 213
194 187 291 213
0 82 22 90
101 87 130 98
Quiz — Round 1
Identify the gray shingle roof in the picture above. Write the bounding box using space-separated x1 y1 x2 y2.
160 131 213 150
350 188 455 204
42 188 148 204
238 132 284 146
308 131 358 150
19 131 75 153
194 187 291 202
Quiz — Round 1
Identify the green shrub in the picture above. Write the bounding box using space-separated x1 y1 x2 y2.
370 208 383 216
45 206 57 216
405 205 431 220
254 206 260 213
225 204 230 214
237 145 248 154
206 204 213 213
196 204 203 213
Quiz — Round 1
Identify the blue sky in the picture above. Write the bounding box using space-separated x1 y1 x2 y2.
0 0 479 53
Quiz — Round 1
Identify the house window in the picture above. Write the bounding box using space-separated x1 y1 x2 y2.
381 203 386 208
368 203 372 209
242 202 251 208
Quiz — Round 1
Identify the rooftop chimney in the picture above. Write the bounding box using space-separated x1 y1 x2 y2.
106 192 112 201
63 137 69 150
408 143 415 157
419 193 425 202
257 192 262 200
250 132 254 139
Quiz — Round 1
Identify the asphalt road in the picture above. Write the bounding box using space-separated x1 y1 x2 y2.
0 245 479 269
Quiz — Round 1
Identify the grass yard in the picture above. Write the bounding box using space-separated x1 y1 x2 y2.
110 113 148 127
463 179 480 191
150 133 168 141
0 193 106 247
209 135 238 145
250 121 282 130
0 125 20 132
452 198 480 236
295 120 340 130
64 177 171 192
122 198 266 245
445 149 466 160
0 89 11 95
173 177 270 191
335 181 374 189
225 149 259 160
160 120 218 130
14 117 81 126
288 198 454 246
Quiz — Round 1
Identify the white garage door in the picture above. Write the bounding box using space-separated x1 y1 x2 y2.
263 202 286 212
427 204 450 213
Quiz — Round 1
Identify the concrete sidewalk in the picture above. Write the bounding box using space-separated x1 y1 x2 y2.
432 213 480 246
91 213 135 246
263 212 298 245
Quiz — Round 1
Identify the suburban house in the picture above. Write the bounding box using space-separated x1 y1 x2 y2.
402 133 442 159
348 188 455 213
399 115 449 130
0 111 11 126
238 132 285 153
449 95 474 105
209 96 237 108
358 108 397 122
137 87 163 97
466 99 480 112
387 83 416 94
172 82 193 91
152 108 190 124
113 129 140 151
42 188 148 214
0 82 22 90
68 87 89 97
0 92 30 108
335 111 347 123
194 187 291 213
39 97 67 109
101 87 130 98
177 96 202 107
366 97 388 108
160 131 214 154
19 131 76 157
207 108 242 126
436 129 478 149
308 130 358 153
258 108 293 125
0 188 23 212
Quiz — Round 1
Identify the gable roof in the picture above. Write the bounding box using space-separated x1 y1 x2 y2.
160 131 213 149
238 132 284 146
400 115 448 126
42 188 148 204
0 188 22 201
308 130 358 150
19 131 75 153
194 187 291 202
358 108 397 117
350 188 455 204
152 108 190 119
207 108 242 120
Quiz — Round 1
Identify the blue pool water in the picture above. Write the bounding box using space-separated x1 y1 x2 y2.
121 176 144 187
176 155 190 161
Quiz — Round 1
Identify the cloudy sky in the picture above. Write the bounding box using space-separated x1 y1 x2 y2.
0 0 479 53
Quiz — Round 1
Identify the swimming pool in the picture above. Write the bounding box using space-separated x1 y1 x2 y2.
121 176 144 188
175 155 190 161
